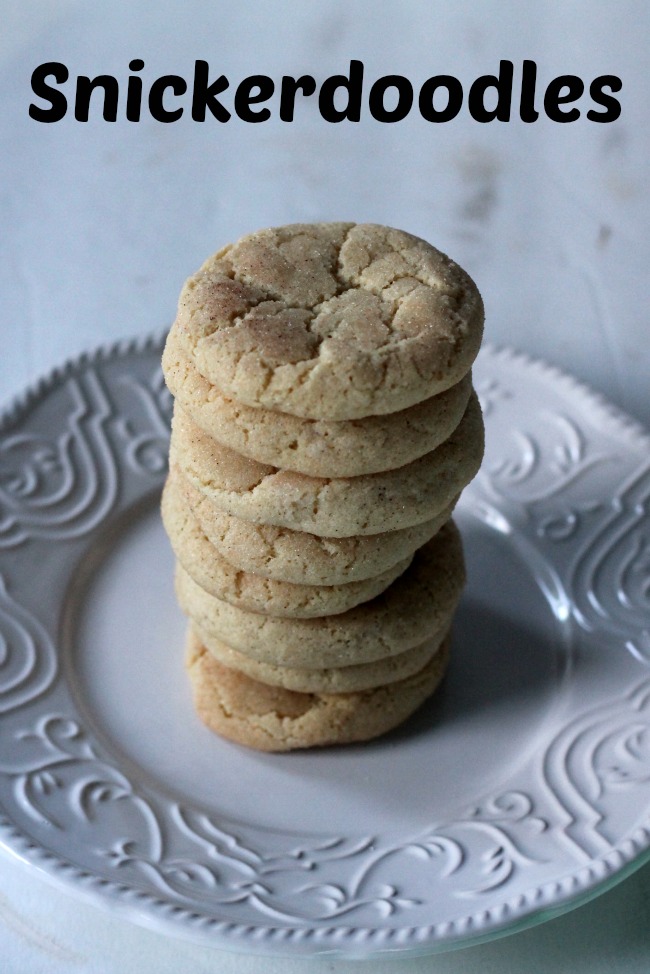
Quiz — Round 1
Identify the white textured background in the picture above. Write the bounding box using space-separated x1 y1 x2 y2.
1 1 649 971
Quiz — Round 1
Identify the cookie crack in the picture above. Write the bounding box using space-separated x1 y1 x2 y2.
333 223 355 291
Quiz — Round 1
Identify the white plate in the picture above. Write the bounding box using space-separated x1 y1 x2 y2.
0 336 649 958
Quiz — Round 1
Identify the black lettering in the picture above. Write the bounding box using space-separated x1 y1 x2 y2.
368 75 413 122
587 75 622 122
148 75 186 122
234 75 274 122
29 62 69 122
544 75 584 122
419 76 463 122
126 58 145 122
279 75 316 121
468 59 513 122
519 60 539 122
75 75 119 122
192 60 230 122
319 59 364 122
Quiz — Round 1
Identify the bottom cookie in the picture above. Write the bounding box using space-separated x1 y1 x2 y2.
185 628 451 752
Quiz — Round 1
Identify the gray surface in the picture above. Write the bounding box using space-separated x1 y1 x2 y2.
1 1 649 970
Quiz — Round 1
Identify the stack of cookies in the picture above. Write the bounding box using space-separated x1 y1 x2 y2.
161 223 484 751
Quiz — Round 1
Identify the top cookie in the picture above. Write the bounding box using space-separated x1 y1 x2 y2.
175 223 484 419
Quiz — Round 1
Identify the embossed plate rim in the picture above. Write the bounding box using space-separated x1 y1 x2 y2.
0 334 649 957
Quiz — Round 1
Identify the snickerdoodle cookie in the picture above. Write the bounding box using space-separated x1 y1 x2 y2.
175 520 465 669
186 627 451 751
176 468 456 585
162 474 411 618
173 222 483 419
193 625 448 694
163 324 472 476
169 392 484 537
